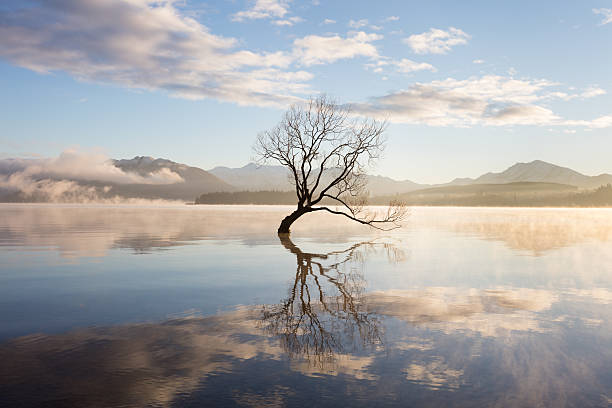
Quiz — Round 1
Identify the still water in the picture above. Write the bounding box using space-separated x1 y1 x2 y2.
0 204 611 407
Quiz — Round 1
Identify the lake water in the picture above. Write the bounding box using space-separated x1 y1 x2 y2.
0 204 611 407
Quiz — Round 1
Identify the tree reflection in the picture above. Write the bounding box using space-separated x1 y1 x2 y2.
261 234 403 366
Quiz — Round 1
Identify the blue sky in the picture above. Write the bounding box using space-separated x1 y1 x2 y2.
0 0 611 183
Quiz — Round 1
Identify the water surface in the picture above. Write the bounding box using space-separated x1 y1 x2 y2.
1 204 611 407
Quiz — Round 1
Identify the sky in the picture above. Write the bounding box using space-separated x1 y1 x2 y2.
0 0 611 184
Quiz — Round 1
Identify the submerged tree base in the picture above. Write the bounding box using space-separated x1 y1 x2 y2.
277 208 308 234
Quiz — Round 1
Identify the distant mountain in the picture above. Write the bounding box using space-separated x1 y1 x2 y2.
110 156 234 200
3 155 611 204
364 175 427 196
209 163 426 196
209 163 293 191
0 156 233 202
454 160 612 189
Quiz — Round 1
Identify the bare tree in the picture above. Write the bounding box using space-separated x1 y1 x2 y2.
254 95 408 234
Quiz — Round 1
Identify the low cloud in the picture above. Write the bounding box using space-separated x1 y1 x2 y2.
0 150 185 203
1 150 183 185
350 75 612 128
404 27 470 55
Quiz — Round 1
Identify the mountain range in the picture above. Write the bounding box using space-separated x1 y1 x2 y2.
1 156 611 202
111 156 233 199
208 163 424 196
449 160 612 189
210 159 612 194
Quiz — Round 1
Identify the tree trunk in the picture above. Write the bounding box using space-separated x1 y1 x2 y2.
278 208 306 234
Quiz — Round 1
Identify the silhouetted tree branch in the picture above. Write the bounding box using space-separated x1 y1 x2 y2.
254 95 408 233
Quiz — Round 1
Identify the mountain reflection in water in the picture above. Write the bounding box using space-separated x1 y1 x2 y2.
1 232 611 407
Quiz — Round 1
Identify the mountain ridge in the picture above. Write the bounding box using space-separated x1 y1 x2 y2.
2 156 611 203
449 160 612 189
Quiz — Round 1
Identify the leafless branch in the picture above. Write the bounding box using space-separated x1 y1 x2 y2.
254 95 407 233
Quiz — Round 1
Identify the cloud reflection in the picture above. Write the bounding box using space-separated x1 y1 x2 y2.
1 237 611 406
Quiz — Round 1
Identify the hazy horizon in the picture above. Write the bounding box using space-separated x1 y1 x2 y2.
1 0 611 183
2 151 612 187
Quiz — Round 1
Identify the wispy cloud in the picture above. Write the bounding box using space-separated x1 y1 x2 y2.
593 8 612 25
384 16 400 22
473 59 485 64
579 86 606 98
366 58 436 75
393 58 437 73
0 0 310 107
348 19 382 31
351 75 611 128
322 18 336 25
232 0 304 26
348 19 369 29
293 31 382 66
272 16 303 26
232 0 289 21
404 27 471 54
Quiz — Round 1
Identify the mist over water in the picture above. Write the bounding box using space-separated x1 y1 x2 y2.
1 205 611 407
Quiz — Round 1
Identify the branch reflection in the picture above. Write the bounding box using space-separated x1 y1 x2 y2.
261 234 405 366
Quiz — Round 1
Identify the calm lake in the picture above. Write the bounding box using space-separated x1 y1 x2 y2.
0 204 611 407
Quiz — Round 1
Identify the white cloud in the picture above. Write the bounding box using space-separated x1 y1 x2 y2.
348 19 369 29
322 18 336 25
348 19 382 31
473 59 485 64
404 27 471 54
384 16 400 22
543 86 606 101
232 0 289 21
580 86 606 98
565 115 612 129
293 32 382 66
232 0 304 27
0 0 310 107
351 75 612 128
593 8 612 25
394 58 437 73
271 16 304 26
367 58 436 75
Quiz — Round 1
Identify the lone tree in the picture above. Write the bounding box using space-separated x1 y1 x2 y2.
255 95 407 234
